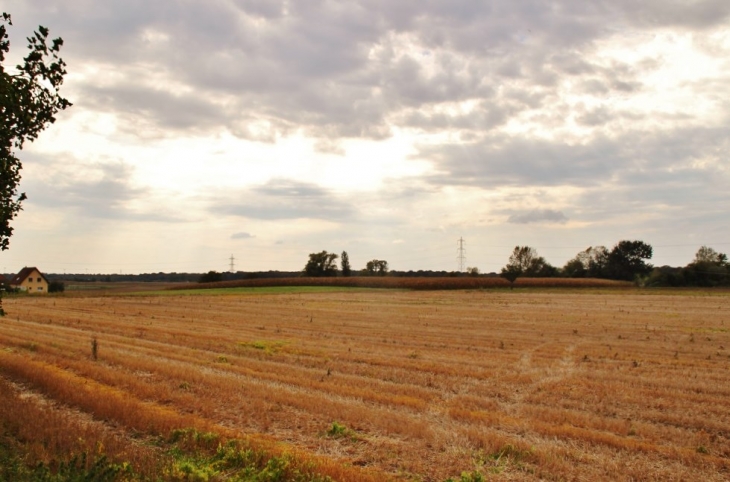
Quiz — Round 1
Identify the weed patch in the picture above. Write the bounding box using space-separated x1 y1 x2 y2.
238 340 289 355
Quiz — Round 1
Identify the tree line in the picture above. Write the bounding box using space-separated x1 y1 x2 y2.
303 251 389 277
42 243 728 289
500 240 730 287
298 241 730 288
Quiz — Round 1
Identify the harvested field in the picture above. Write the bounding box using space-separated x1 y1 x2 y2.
1 288 729 480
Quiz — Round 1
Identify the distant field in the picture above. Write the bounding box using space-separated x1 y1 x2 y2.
168 275 633 291
1 288 729 480
135 285 390 296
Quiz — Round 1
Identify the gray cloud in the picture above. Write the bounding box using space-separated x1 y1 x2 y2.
10 0 725 143
508 209 568 224
419 123 729 188
231 232 255 239
419 135 622 187
23 160 173 221
212 179 356 221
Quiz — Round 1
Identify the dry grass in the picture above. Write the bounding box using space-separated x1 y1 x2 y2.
1 288 729 480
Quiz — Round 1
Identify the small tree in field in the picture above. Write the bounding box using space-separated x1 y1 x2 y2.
500 264 521 288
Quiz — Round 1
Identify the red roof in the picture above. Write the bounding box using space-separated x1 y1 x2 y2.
10 267 49 285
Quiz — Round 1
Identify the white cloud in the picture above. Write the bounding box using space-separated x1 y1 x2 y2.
1 0 728 273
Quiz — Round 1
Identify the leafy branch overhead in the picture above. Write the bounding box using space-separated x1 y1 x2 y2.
0 12 72 251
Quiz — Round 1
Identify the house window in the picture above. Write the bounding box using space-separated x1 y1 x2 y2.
37 278 42 282
37 287 43 291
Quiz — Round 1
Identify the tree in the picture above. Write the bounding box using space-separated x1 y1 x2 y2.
365 259 388 276
693 246 728 265
605 240 653 281
563 246 609 278
500 264 521 287
585 246 610 278
304 251 338 277
48 280 65 292
340 251 351 277
500 246 555 285
466 266 480 277
199 271 223 283
0 13 70 315
685 246 729 287
562 257 586 278
1 13 71 251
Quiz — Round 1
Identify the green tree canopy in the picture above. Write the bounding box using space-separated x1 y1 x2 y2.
304 251 338 277
199 271 223 283
340 251 351 277
563 246 609 278
1 13 71 251
693 246 728 265
605 240 653 281
501 246 556 283
365 259 388 276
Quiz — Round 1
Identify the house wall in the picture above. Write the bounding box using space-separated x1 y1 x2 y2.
17 269 49 294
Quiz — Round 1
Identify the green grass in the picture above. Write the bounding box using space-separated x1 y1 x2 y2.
0 428 333 482
128 286 382 296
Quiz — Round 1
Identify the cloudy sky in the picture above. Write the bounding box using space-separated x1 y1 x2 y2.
2 1 729 274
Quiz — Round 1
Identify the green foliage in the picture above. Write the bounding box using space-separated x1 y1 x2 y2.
1 426 332 482
325 421 349 438
562 257 586 278
563 246 609 278
605 240 653 281
500 246 556 284
364 259 388 276
647 245 730 287
48 281 65 293
0 444 130 482
303 251 338 277
167 429 333 482
198 271 223 283
1 12 70 317
237 340 287 355
694 246 727 265
1 12 71 251
444 471 485 482
564 243 653 281
340 251 351 277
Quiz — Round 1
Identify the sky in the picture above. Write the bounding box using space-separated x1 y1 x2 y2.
2 0 729 275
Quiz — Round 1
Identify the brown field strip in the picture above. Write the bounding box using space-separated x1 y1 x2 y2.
1 289 729 480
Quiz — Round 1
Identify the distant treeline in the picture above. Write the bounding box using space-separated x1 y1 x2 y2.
499 242 730 288
41 269 496 284
34 243 730 289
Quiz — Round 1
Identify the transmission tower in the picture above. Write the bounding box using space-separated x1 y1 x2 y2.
457 237 466 272
229 254 236 273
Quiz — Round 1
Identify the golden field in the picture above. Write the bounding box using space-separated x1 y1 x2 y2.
1 286 729 480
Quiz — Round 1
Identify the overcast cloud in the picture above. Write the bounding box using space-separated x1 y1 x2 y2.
2 0 729 273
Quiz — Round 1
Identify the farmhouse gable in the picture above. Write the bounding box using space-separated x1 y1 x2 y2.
10 267 49 294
